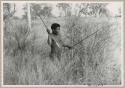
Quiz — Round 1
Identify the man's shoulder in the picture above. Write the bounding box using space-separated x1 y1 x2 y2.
48 34 56 39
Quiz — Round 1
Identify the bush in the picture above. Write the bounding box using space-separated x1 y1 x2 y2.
63 16 121 85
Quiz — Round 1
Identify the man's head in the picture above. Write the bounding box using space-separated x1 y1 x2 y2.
51 23 60 35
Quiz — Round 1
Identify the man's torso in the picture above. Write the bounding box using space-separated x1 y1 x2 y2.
48 34 63 55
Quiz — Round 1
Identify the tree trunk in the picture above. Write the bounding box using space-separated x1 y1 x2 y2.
27 3 31 30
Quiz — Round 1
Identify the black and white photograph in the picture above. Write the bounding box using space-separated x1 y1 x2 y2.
2 1 123 86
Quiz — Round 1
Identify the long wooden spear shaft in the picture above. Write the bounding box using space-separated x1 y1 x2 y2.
38 15 48 29
71 30 99 48
35 12 48 29
31 6 47 29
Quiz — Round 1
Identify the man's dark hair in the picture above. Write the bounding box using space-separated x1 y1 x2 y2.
51 23 60 31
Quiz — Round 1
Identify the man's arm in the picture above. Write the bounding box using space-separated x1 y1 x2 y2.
59 39 72 49
47 35 51 46
46 28 51 45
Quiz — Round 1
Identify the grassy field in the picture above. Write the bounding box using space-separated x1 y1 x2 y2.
3 16 121 85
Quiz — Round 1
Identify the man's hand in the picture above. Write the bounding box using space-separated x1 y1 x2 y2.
67 45 73 49
63 44 72 49
46 28 50 34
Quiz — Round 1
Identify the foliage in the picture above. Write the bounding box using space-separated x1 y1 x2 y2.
56 3 71 16
30 4 52 19
79 3 110 17
3 3 16 20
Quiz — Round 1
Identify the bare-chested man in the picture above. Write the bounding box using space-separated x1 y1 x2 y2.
46 23 72 61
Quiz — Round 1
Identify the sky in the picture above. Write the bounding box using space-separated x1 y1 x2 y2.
11 2 122 18
107 3 122 16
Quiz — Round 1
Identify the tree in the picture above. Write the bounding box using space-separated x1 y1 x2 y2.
3 3 16 21
78 3 89 16
39 6 52 18
56 3 70 16
27 3 31 30
79 3 109 17
22 4 32 29
22 4 41 20
22 4 28 19
31 4 52 19
87 3 109 17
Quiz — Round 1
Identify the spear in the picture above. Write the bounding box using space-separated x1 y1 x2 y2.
71 30 99 48
37 13 48 29
31 4 49 30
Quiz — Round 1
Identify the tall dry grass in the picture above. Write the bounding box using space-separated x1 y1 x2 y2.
4 16 121 85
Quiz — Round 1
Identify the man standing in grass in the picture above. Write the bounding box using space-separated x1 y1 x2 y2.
46 23 72 61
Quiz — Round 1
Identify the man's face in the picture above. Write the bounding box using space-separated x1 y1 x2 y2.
53 27 60 35
56 27 60 33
